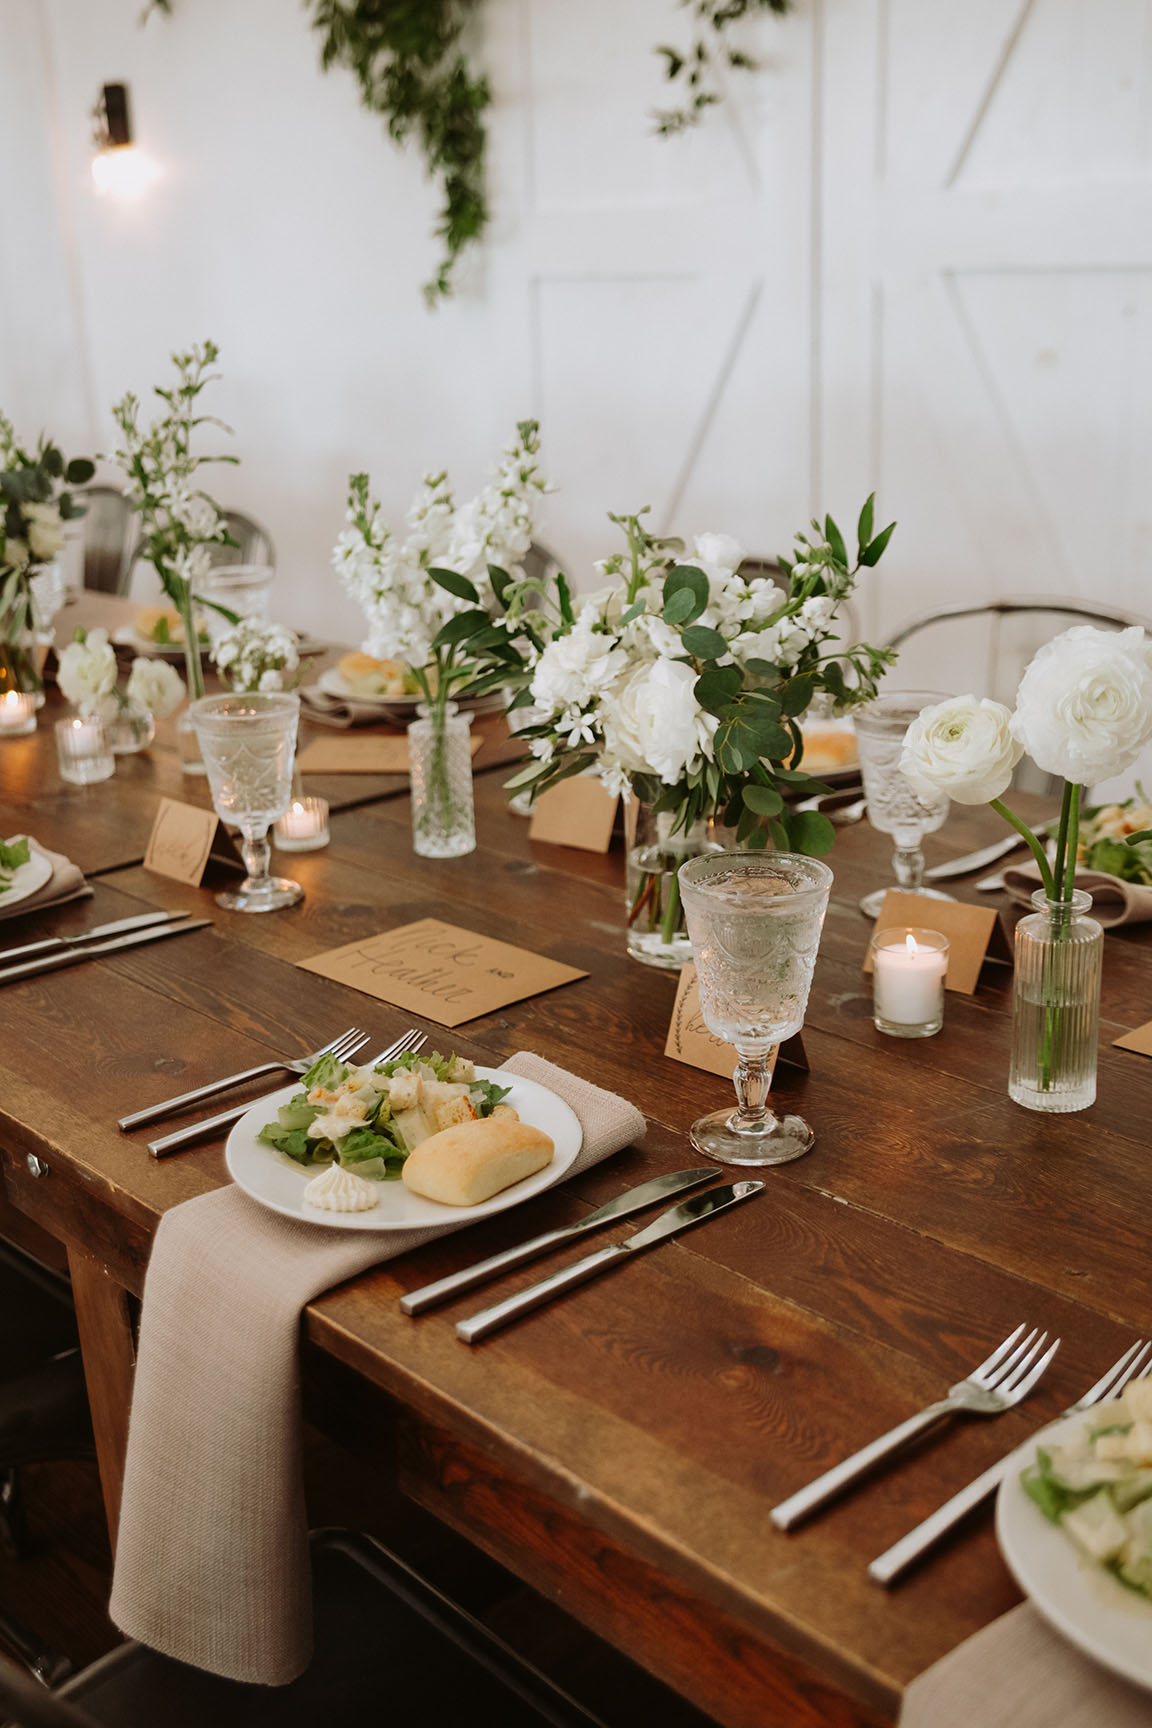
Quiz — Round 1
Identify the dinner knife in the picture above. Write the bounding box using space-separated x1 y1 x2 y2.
0 911 191 968
0 917 211 984
455 1180 764 1345
923 830 1043 881
401 1167 718 1315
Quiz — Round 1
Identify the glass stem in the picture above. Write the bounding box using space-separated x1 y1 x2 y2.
239 826 271 888
732 1048 777 1132
892 843 925 891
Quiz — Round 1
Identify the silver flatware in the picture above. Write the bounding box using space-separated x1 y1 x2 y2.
455 1180 764 1345
0 911 191 969
769 1323 1060 1531
923 830 1044 881
868 1339 1152 1585
0 918 212 985
401 1167 718 1316
794 787 866 824
119 1024 370 1131
146 1028 426 1158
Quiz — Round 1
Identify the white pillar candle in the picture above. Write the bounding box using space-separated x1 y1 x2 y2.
0 691 39 736
55 715 115 785
871 928 949 1038
273 796 330 851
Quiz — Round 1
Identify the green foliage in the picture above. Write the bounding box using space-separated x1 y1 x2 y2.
653 0 792 136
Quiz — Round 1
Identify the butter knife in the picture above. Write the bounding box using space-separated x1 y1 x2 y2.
456 1180 764 1345
0 911 190 968
401 1167 717 1315
0 917 211 984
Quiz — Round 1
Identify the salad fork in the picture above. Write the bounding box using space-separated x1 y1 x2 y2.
868 1338 1152 1584
119 1025 369 1131
145 1028 425 1158
770 1323 1060 1531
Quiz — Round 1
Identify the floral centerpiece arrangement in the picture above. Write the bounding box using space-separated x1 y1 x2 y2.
56 626 186 753
504 501 896 961
900 625 1152 1111
110 341 237 763
0 414 94 695
210 618 300 693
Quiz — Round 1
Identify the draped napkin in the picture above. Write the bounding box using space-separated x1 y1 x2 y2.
109 1052 645 1686
1001 862 1152 928
0 842 91 922
900 1603 1152 1726
298 684 404 729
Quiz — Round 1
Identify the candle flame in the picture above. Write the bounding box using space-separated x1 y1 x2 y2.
291 800 304 815
905 933 920 957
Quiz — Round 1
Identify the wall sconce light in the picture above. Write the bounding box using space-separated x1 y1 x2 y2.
91 83 158 197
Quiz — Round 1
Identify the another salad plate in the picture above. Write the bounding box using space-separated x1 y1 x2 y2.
316 669 504 721
225 1063 582 1231
996 1403 1152 1693
0 839 54 910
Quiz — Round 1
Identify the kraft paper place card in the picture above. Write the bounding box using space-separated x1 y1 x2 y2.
529 778 619 852
665 963 807 1080
143 797 240 886
298 917 587 1027
1114 1021 1152 1057
863 889 1013 995
294 735 483 775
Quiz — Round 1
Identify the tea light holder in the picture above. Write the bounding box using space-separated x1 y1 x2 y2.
55 714 115 785
273 796 329 852
0 691 39 737
870 927 949 1038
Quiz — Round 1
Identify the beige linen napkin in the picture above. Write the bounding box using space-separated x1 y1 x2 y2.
109 1052 645 1685
1001 862 1152 928
900 1602 1152 1726
0 842 91 922
298 684 403 729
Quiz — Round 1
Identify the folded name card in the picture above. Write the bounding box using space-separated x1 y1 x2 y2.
143 796 240 886
863 890 1012 995
298 917 587 1027
665 963 807 1081
1114 1021 1152 1058
528 777 620 852
295 735 482 774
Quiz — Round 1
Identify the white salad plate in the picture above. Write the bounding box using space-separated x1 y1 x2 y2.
112 625 208 664
0 839 54 909
996 1401 1152 1693
316 668 502 720
225 1065 583 1231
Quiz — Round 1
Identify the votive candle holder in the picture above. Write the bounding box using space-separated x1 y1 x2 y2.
871 927 949 1038
273 796 330 852
56 715 115 785
0 691 39 737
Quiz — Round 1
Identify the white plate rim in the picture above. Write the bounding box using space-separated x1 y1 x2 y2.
316 667 504 716
225 1064 583 1231
112 625 209 663
996 1400 1152 1692
0 838 53 910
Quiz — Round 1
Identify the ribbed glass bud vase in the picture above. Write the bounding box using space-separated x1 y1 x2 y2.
408 701 475 858
1008 888 1102 1113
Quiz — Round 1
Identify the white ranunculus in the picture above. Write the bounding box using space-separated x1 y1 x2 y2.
24 503 65 561
1010 625 1152 783
126 656 185 718
901 695 1022 805
601 657 716 784
693 532 745 574
57 628 118 714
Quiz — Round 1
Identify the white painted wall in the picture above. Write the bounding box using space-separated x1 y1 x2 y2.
4 0 1152 687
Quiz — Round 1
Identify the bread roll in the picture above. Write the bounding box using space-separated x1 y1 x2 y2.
336 651 408 696
401 1115 554 1207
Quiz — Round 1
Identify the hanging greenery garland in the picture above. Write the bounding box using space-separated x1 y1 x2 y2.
653 0 792 136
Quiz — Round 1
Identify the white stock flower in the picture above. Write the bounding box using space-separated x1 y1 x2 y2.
57 629 118 714
901 695 1022 805
693 532 745 574
24 503 65 562
600 657 716 785
1010 626 1152 783
126 656 186 718
211 617 299 693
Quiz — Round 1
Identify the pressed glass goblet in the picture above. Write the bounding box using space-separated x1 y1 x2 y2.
854 690 954 919
189 692 303 913
678 850 833 1166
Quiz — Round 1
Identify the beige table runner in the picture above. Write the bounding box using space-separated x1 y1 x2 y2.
109 1052 645 1685
900 1602 1152 1726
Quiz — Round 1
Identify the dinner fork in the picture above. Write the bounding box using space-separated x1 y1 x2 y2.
769 1324 1060 1531
145 1029 426 1158
868 1338 1152 1584
118 1026 369 1132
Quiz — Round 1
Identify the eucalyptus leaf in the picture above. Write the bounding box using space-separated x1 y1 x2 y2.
742 784 784 817
662 564 709 627
680 623 728 660
784 809 836 856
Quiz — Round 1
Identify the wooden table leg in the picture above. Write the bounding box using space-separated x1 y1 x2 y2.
67 1247 136 1550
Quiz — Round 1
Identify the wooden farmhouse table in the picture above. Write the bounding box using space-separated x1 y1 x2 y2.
2 632 1152 1726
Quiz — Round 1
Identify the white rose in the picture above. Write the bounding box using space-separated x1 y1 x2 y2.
127 656 186 718
693 532 746 574
601 657 715 784
57 629 118 714
901 695 1022 804
1010 625 1152 783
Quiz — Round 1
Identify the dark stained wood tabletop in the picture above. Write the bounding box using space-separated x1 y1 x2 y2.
2 637 1151 1728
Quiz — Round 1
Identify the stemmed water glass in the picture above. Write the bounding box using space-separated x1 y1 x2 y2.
854 690 954 919
190 692 304 913
678 851 833 1166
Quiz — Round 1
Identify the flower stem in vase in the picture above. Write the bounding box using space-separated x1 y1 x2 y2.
177 587 207 775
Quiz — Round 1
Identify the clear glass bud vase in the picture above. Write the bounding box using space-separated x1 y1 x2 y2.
409 701 475 858
625 800 721 969
1008 889 1102 1114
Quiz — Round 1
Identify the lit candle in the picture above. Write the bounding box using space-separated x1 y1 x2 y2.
871 928 949 1038
55 715 115 785
273 796 330 851
0 691 38 737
